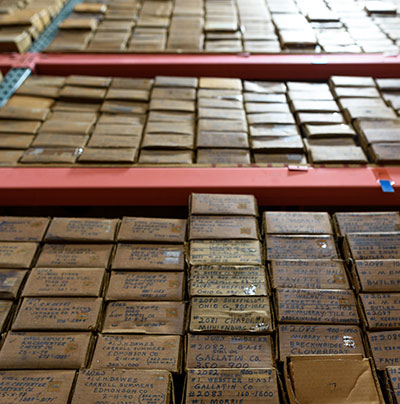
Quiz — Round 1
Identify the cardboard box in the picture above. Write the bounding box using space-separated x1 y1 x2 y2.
308 145 368 164
0 300 13 331
155 76 198 88
285 356 384 404
185 368 279 404
270 260 350 290
199 78 242 90
386 367 400 404
333 212 400 236
190 296 273 333
12 297 103 331
22 267 105 297
39 120 94 135
367 330 400 370
276 288 359 324
112 244 185 270
20 147 83 164
244 81 286 94
78 147 138 163
106 271 185 301
360 293 400 330
0 269 27 299
32 133 89 148
352 260 400 293
138 150 194 164
71 369 173 404
304 123 356 138
266 235 339 259
0 242 38 268
190 193 258 216
189 216 258 240
278 324 364 361
189 265 268 296
102 301 186 334
0 370 75 403
196 149 251 164
263 211 333 235
344 233 400 260
0 106 50 121
0 32 32 53
369 143 400 164
197 131 249 148
91 334 182 372
0 331 93 368
44 218 119 242
118 217 186 243
186 334 274 369
36 244 113 268
189 240 263 265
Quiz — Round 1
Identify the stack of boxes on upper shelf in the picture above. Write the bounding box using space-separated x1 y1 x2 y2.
186 193 279 402
0 74 400 166
0 197 400 401
0 0 67 52
42 0 400 53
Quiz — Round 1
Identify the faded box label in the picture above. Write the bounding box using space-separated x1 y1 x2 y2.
91 334 181 372
276 288 359 324
190 297 273 333
361 293 400 330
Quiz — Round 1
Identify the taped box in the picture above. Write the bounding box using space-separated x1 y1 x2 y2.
278 324 365 362
12 297 103 331
275 288 359 325
184 368 280 404
22 267 106 297
189 215 259 240
0 216 49 241
190 296 273 333
0 269 27 299
0 370 75 404
285 355 385 404
189 265 268 297
189 193 258 216
36 244 113 268
71 369 174 404
266 235 339 260
102 301 186 334
112 244 185 270
367 330 400 371
106 271 185 301
385 366 400 404
186 334 274 369
189 240 263 265
0 242 38 269
270 260 350 290
263 211 333 235
352 260 400 293
343 233 400 260
333 212 400 236
44 217 119 242
117 217 186 243
90 334 182 373
359 293 400 330
0 331 93 369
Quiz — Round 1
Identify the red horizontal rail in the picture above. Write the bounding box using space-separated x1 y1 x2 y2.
1 53 400 79
34 53 400 79
0 167 398 206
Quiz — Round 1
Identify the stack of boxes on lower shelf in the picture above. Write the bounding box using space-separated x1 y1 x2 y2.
186 193 280 403
1 197 400 402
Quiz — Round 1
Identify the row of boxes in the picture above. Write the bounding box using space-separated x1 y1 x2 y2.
43 0 400 53
0 74 399 165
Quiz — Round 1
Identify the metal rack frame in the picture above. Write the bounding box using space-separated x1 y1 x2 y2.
0 167 398 206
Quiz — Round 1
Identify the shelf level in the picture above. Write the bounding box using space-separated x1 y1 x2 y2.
0 167 398 206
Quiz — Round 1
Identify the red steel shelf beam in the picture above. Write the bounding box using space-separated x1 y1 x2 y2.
0 167 398 206
1 53 400 79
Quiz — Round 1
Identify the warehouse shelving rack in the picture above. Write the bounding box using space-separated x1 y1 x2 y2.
0 0 400 207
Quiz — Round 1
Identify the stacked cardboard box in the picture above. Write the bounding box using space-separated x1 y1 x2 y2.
139 76 196 164
196 78 251 164
264 211 364 365
186 193 280 403
0 0 66 53
329 75 398 164
337 212 400 376
97 216 187 374
1 74 400 166
43 0 400 54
